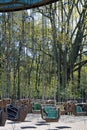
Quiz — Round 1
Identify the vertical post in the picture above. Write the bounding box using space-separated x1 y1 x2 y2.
42 14 45 102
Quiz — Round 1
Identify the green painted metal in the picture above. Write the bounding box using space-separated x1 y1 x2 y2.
77 106 83 113
33 102 41 110
44 106 58 119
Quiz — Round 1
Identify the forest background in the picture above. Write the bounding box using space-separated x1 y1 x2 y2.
0 0 87 102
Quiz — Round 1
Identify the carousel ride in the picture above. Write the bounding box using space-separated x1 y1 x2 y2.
0 0 61 126
0 0 87 127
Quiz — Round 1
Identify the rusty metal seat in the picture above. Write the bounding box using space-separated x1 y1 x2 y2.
6 104 28 122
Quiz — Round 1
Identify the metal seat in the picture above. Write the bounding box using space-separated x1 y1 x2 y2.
41 104 60 122
0 108 7 126
6 104 28 122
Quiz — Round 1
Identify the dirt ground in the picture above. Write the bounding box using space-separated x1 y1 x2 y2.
0 114 87 130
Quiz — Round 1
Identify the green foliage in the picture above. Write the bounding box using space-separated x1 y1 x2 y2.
0 1 87 101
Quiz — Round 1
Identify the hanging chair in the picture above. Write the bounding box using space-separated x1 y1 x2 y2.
32 101 41 114
19 98 32 113
60 102 74 115
6 104 19 121
41 104 60 122
18 104 29 122
60 101 79 115
0 108 7 126
73 103 87 116
0 100 7 126
2 98 12 108
6 103 28 122
59 102 67 115
46 100 56 105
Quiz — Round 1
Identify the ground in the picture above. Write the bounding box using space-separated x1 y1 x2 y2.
0 114 87 130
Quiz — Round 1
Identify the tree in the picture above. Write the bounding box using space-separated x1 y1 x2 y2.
0 0 87 100
36 0 87 100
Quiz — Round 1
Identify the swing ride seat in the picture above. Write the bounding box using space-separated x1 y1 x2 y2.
18 104 28 122
6 104 28 122
32 102 41 114
46 100 56 105
1 98 12 109
60 101 77 115
74 103 87 116
6 104 19 121
19 98 32 113
59 103 68 115
0 108 7 126
41 105 60 122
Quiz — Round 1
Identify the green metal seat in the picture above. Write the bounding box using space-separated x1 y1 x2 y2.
44 106 58 118
77 106 83 113
33 102 41 111
41 105 60 122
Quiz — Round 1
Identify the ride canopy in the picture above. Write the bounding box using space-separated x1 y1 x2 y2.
0 0 58 12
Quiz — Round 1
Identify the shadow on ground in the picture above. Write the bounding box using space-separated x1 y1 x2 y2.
21 126 37 129
56 126 71 129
